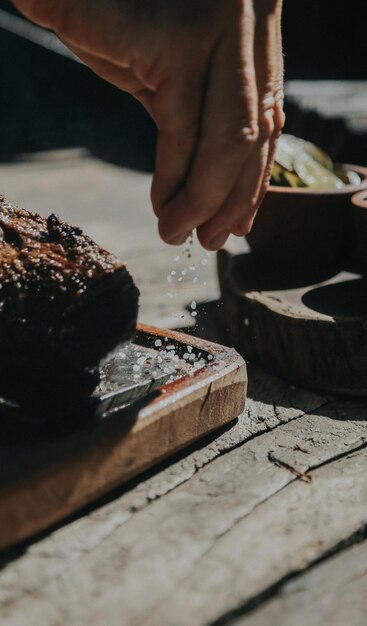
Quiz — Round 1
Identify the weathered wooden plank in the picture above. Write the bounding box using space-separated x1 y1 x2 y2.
0 368 326 607
239 541 367 626
142 450 367 626
1 401 366 625
286 80 367 132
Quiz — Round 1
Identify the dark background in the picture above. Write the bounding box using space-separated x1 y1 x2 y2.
0 0 366 167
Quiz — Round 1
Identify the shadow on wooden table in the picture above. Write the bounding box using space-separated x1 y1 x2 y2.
0 407 237 569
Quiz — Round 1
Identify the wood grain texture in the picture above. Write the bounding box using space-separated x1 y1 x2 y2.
1 400 366 626
239 541 367 626
218 249 367 395
141 449 367 626
0 365 327 613
0 152 365 626
0 325 246 552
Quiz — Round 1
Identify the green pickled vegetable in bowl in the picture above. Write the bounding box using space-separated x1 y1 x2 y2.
271 135 361 189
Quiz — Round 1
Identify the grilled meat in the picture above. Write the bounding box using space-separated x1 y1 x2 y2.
0 197 139 414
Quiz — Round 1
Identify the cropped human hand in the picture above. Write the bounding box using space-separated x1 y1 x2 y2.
13 0 285 250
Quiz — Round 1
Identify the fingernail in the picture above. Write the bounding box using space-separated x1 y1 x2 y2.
161 230 191 246
207 231 230 251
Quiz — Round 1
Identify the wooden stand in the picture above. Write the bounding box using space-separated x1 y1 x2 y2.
218 250 367 396
0 324 246 551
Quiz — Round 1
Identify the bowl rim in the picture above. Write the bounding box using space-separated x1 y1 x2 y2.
268 163 367 196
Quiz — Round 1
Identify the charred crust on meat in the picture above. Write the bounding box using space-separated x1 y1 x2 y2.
0 196 139 416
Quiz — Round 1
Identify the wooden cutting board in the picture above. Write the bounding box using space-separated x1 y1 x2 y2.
218 249 367 396
0 324 246 551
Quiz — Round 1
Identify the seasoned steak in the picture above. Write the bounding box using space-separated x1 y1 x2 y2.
0 196 139 414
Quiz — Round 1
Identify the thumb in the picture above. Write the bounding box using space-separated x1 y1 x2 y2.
151 69 205 232
152 70 205 234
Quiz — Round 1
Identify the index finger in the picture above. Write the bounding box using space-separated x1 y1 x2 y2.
157 5 259 245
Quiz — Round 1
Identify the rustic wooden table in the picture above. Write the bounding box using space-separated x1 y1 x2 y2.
0 153 366 626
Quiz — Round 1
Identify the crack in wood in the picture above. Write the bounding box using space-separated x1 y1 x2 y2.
207 525 367 626
135 439 367 626
200 383 213 416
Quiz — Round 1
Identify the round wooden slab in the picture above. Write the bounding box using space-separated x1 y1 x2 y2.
218 250 367 395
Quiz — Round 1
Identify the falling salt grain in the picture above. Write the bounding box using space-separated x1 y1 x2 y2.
191 311 198 317
207 354 213 361
187 346 193 353
189 266 196 271
155 339 162 347
190 300 197 310
178 277 183 282
175 256 180 262
201 258 208 266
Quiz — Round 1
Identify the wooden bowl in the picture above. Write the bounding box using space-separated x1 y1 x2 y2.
246 164 367 269
352 190 367 269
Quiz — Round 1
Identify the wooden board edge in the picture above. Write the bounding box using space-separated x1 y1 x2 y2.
0 329 247 551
